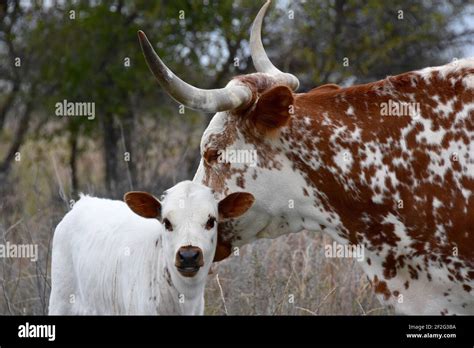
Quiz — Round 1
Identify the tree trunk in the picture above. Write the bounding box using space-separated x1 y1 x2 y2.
121 108 137 190
0 81 20 130
69 131 79 195
0 101 32 177
101 113 119 193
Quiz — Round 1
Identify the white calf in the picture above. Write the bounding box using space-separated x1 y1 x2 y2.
48 181 254 315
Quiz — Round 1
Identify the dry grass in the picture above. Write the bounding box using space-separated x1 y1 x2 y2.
204 232 392 315
0 116 392 315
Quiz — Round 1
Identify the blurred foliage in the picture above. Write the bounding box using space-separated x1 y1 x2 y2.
271 0 473 88
0 0 473 193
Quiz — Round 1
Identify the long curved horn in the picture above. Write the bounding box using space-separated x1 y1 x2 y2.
138 31 252 113
250 0 299 91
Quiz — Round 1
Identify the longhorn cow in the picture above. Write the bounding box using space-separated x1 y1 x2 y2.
138 1 474 314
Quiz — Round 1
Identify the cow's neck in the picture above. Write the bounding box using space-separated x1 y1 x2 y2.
282 78 420 246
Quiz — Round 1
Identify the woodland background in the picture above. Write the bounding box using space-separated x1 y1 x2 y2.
0 0 473 314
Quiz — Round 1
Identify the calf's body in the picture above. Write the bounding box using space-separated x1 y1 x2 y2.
49 181 254 315
49 196 203 315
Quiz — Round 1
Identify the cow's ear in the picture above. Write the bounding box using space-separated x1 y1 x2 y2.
218 192 255 219
124 191 162 219
250 85 294 134
213 192 255 263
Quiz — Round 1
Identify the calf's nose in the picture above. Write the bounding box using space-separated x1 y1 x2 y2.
177 246 203 266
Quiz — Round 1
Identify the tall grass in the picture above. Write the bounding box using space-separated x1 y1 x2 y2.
204 232 391 315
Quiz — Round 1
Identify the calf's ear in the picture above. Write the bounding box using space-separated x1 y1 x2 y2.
124 191 162 219
213 192 255 263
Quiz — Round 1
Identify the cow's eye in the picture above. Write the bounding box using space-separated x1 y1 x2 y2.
205 216 216 230
204 148 220 165
163 218 173 231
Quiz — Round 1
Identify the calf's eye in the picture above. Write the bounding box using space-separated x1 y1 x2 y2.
205 217 216 230
163 218 173 231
